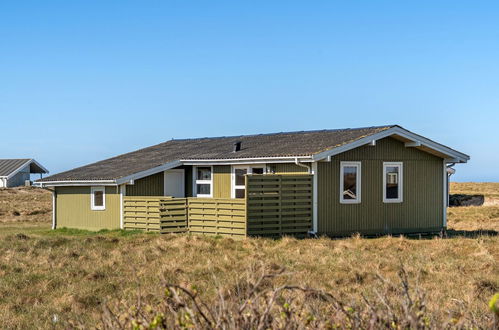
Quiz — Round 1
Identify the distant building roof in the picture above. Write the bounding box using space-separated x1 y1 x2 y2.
0 159 48 178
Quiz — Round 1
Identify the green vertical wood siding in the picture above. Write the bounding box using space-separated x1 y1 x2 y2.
317 137 444 235
213 165 231 198
55 186 121 230
126 172 164 196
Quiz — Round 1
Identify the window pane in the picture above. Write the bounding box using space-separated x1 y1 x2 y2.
94 191 104 206
343 166 357 200
386 166 399 199
252 168 264 174
235 168 247 186
235 188 245 199
196 184 211 195
197 167 211 180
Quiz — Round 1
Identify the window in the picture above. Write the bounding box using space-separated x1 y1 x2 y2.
91 187 106 210
383 162 403 203
232 165 265 199
194 166 212 197
340 162 361 203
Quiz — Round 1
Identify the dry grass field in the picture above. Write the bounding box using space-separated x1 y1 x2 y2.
0 184 497 328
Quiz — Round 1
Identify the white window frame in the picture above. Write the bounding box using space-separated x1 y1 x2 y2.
90 186 106 211
231 165 266 199
339 161 361 204
383 162 403 203
193 166 213 198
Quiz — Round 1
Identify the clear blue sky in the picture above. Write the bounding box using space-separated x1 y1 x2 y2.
1 1 498 181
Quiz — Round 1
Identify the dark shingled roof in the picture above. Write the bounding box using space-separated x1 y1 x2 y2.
0 159 31 177
39 125 394 182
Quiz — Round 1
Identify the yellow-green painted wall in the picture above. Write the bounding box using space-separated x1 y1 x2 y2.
213 165 231 198
55 186 121 230
317 137 444 236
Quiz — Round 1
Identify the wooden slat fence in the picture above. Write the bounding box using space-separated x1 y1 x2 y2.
246 175 313 238
160 198 188 233
123 174 312 238
123 197 187 233
188 198 247 238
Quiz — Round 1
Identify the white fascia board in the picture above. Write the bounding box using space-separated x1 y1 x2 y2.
312 126 470 163
390 127 470 162
6 159 33 180
38 180 117 187
6 159 49 180
181 157 312 166
115 160 182 185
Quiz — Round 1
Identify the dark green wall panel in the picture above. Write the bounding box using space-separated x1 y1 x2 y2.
317 137 444 235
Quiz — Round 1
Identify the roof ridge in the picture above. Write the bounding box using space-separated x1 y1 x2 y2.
88 125 396 164
169 125 396 142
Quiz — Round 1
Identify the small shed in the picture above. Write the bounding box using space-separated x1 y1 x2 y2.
0 159 48 188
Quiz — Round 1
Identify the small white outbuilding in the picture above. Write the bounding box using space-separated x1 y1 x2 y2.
0 159 48 188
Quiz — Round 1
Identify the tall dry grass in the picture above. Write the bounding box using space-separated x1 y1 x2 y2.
0 187 51 223
0 230 497 328
0 184 497 328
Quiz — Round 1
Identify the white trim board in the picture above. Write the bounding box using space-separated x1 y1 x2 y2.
6 159 49 180
120 184 126 230
443 159 448 228
383 162 403 203
339 161 362 204
192 165 213 198
116 160 182 185
37 180 117 187
312 126 470 163
51 190 56 230
90 186 106 211
230 164 266 199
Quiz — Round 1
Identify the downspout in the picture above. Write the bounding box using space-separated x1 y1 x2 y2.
295 158 311 173
39 184 57 229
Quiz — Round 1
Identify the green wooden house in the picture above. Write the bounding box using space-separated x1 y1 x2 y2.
37 125 469 238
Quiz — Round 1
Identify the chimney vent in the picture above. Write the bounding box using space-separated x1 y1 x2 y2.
233 141 242 152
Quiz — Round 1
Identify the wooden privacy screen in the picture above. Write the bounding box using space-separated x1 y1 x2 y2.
123 197 187 233
123 174 313 238
188 198 246 237
246 174 313 238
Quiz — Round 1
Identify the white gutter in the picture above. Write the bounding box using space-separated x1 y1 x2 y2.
37 180 116 187
37 158 314 187
181 157 313 166
115 160 182 185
